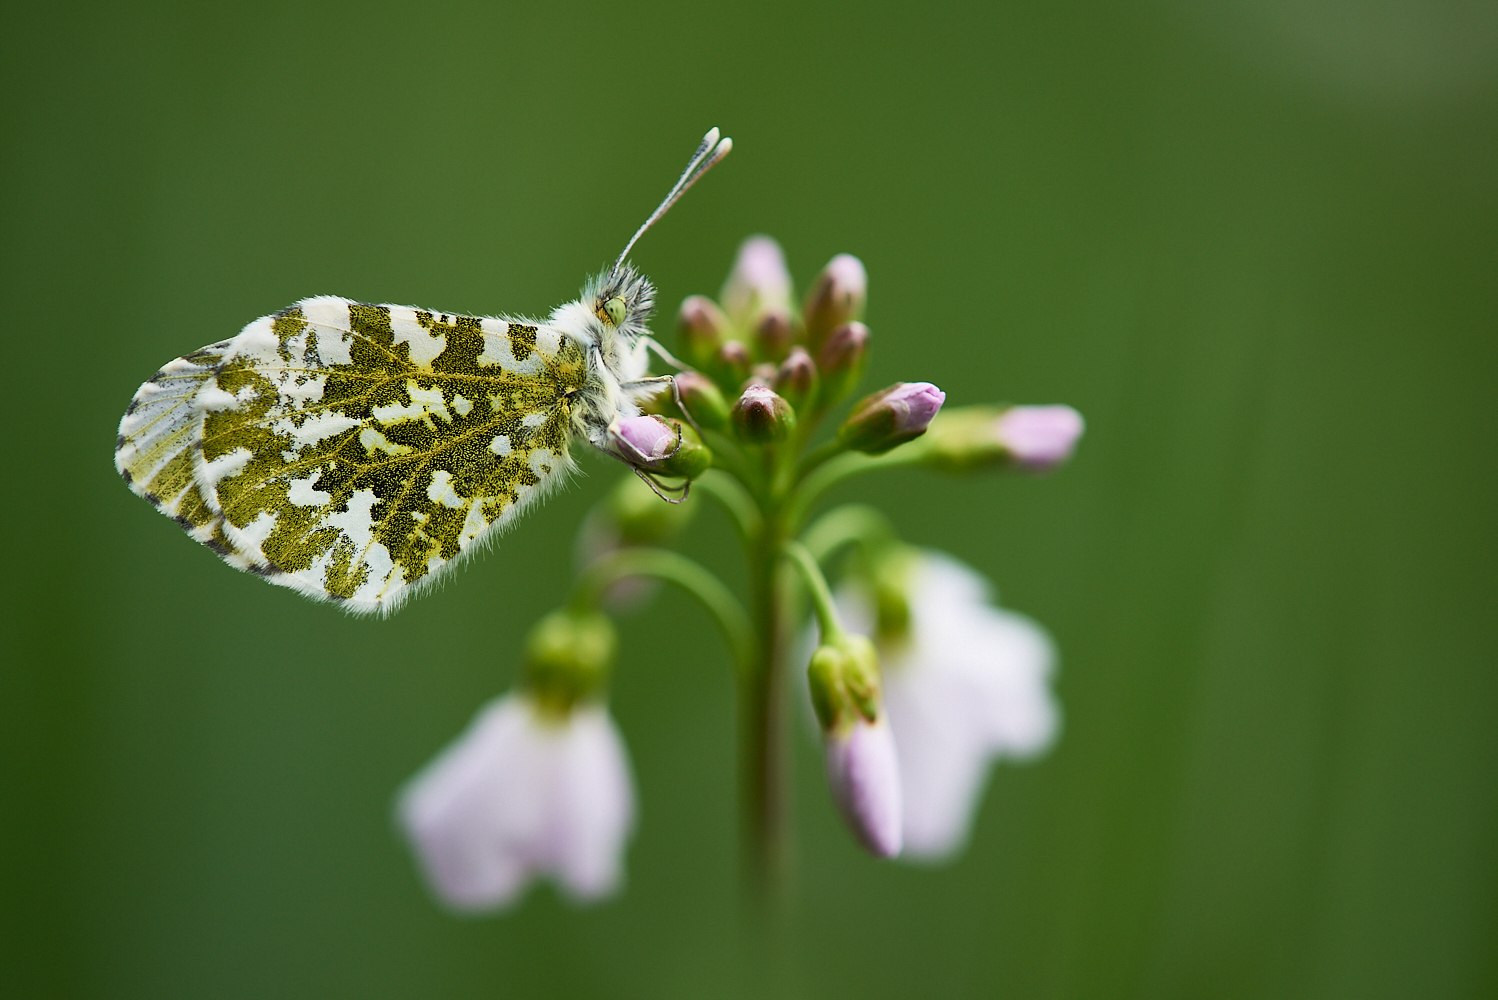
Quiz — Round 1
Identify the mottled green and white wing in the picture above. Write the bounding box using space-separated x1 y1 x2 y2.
116 296 588 613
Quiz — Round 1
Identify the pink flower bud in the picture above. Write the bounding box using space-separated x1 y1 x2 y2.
804 254 867 351
753 307 793 362
838 382 946 455
721 235 792 322
609 415 678 465
609 416 710 479
731 384 796 443
715 340 751 382
774 347 818 411
825 716 903 858
995 405 1084 469
816 321 869 405
676 295 728 368
672 371 730 430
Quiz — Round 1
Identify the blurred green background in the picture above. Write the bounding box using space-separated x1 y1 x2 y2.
3 1 1495 997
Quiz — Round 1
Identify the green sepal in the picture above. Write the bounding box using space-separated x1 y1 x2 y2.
806 633 882 733
523 609 618 715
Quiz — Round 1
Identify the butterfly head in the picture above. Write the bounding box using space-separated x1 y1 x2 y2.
590 263 656 334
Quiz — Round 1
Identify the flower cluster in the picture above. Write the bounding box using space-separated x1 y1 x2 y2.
398 236 1084 910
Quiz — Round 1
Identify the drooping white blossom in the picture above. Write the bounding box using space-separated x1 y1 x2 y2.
835 551 1060 860
397 692 635 911
823 715 904 858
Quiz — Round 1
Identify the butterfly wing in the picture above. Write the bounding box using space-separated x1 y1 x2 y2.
117 296 588 614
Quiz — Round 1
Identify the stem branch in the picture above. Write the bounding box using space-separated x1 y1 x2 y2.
782 540 845 643
571 547 755 677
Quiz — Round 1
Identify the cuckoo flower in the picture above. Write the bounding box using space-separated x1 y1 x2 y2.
398 610 635 909
996 405 1085 470
807 631 903 858
397 693 636 910
834 550 1059 860
721 235 793 323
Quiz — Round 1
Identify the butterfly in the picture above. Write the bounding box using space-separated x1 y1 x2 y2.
116 128 732 615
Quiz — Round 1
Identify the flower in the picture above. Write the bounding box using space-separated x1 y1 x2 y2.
920 404 1085 473
397 692 636 911
731 384 796 442
839 382 947 454
609 415 678 465
807 632 903 858
720 235 793 323
675 295 729 368
672 371 731 430
774 347 818 411
607 415 712 479
824 716 903 858
804 253 868 351
816 321 869 402
995 405 1085 470
833 550 1060 860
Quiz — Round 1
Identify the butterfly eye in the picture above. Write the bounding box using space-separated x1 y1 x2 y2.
600 296 627 327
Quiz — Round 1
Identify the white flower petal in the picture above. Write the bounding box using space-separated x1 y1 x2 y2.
822 550 1062 862
825 716 903 858
548 704 636 901
396 693 636 911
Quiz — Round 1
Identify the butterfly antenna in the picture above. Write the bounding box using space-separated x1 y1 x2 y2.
611 127 733 275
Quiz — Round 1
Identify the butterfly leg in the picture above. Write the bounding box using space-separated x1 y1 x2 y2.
631 465 691 505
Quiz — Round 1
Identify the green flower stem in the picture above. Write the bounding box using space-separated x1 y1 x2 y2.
570 547 755 678
741 516 793 907
702 428 763 494
801 503 899 564
790 436 849 486
694 469 763 539
784 444 926 532
782 540 846 644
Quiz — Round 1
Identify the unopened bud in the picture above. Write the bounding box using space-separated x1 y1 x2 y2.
608 415 712 480
731 384 796 444
721 235 792 324
774 347 818 412
825 716 902 858
816 321 869 405
803 254 867 352
838 382 946 455
523 609 618 714
807 634 882 731
672 371 730 431
753 308 793 362
715 340 752 383
676 295 728 368
996 405 1085 469
807 632 901 857
921 404 1084 473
